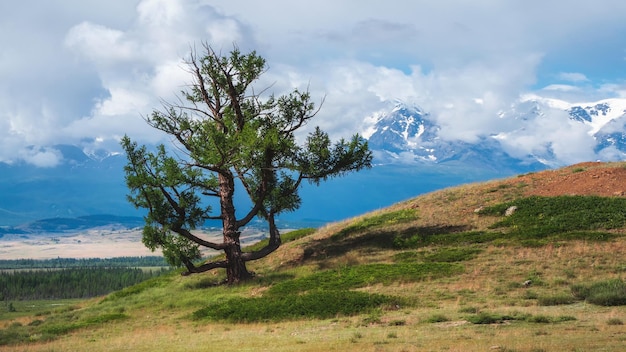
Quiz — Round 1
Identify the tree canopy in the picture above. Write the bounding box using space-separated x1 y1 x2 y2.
122 44 372 283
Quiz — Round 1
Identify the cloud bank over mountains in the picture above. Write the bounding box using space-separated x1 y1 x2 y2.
1 0 626 167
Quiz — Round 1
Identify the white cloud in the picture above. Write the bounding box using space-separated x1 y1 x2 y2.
542 84 582 92
498 109 598 166
558 72 589 83
18 147 63 168
2 0 626 167
65 22 138 65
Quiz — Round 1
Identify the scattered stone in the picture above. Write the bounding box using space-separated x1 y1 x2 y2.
505 206 518 216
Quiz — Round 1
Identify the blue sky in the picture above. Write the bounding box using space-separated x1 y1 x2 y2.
1 0 625 167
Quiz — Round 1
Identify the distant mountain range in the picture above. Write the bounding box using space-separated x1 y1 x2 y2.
2 95 625 232
365 97 626 169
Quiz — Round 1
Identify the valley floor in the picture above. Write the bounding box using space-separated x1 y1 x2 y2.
0 229 154 259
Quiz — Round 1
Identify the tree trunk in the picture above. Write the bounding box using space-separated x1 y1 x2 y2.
224 238 253 284
219 171 253 284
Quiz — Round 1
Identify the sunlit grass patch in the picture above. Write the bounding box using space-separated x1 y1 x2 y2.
332 209 418 240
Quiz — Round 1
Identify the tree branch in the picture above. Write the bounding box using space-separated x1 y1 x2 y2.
241 212 281 261
181 257 228 276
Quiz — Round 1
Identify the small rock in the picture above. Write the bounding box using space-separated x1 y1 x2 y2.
505 206 518 216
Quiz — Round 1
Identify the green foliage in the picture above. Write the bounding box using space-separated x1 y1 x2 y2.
0 268 168 300
268 263 464 295
191 290 390 323
571 279 626 306
480 196 626 239
0 257 169 269
121 45 372 280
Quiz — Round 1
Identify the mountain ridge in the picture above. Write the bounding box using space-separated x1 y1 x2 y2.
365 97 626 168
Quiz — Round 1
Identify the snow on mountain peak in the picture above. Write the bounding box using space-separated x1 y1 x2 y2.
520 95 626 135
365 96 626 169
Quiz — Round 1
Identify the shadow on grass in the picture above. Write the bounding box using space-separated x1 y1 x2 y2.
302 225 472 260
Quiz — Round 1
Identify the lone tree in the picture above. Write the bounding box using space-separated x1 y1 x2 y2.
121 44 372 284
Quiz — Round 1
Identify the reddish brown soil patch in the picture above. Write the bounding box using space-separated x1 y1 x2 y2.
503 162 626 197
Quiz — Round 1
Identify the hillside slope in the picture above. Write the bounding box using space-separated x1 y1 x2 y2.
2 161 626 352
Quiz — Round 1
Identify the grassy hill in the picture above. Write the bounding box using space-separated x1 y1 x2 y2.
2 162 626 351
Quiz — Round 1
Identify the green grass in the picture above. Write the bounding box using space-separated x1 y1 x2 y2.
392 247 482 263
464 311 576 325
571 279 626 306
332 209 418 240
0 306 129 345
244 228 316 253
480 195 626 238
393 230 503 249
268 262 464 295
537 293 577 306
191 290 391 322
389 195 626 249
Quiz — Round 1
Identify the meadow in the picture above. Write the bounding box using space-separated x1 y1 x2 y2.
1 162 626 351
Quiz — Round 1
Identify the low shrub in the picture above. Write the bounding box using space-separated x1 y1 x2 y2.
458 306 479 314
0 325 31 346
268 263 464 295
607 318 624 325
571 279 626 306
525 314 576 323
423 247 482 263
393 231 503 249
424 314 450 323
467 312 517 324
191 290 391 323
537 294 576 306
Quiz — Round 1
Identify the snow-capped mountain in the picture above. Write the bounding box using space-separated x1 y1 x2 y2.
366 104 440 162
365 97 626 170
